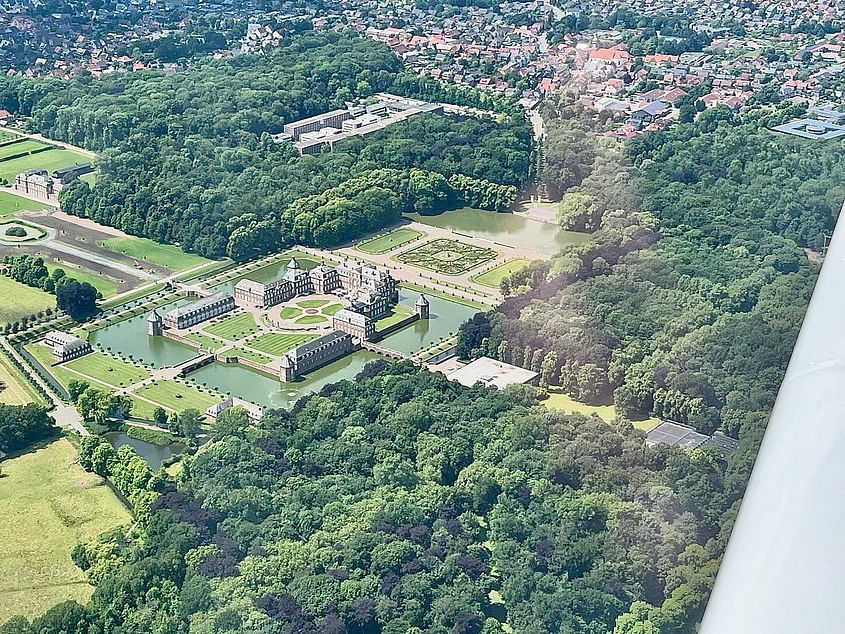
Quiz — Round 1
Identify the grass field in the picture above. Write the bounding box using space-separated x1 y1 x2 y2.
101 236 209 272
322 303 344 315
0 139 48 160
248 332 316 357
0 131 18 144
45 262 119 299
279 307 301 319
398 282 491 311
134 380 220 413
0 191 52 217
203 312 259 341
0 349 43 405
0 276 55 325
0 148 93 184
357 228 424 254
471 259 531 288
296 298 328 309
375 304 412 330
26 342 77 389
295 314 327 325
234 348 272 364
542 389 661 431
0 438 131 620
185 332 224 351
63 351 149 389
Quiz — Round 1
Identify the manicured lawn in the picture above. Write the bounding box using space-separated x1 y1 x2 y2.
296 298 329 309
203 312 259 341
0 191 52 217
375 305 412 330
0 148 93 184
542 389 661 431
233 348 272 364
0 276 55 325
279 306 302 319
134 379 220 413
101 236 209 272
395 238 497 275
185 332 224 351
0 219 46 242
0 139 48 160
0 131 19 144
471 259 531 288
0 349 44 405
398 282 492 311
63 350 149 389
357 228 424 254
26 342 78 389
0 438 131 620
45 262 119 299
322 303 344 316
295 314 327 325
248 332 316 357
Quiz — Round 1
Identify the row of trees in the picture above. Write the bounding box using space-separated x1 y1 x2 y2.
2 255 99 321
0 363 728 634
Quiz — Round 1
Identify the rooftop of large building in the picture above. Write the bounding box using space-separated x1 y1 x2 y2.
165 292 233 319
446 356 539 389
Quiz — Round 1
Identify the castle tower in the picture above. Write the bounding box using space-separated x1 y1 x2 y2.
147 309 163 336
280 353 296 382
414 294 430 319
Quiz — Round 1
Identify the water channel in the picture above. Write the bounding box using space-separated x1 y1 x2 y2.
104 431 185 471
405 207 586 257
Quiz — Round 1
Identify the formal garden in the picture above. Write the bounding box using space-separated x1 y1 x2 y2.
395 238 498 275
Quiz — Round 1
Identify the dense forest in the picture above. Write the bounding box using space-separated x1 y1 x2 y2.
0 32 532 259
1 363 730 634
0 403 56 454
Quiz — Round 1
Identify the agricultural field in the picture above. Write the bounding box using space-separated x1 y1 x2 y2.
0 276 55 325
395 238 497 275
0 439 131 620
0 147 93 184
203 312 259 341
0 191 52 217
248 332 316 357
471 259 531 288
134 379 220 413
101 236 209 272
0 349 43 405
63 351 149 389
357 228 424 254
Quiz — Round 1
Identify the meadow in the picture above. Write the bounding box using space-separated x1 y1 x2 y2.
0 439 131 620
0 191 52 217
0 276 55 325
471 259 531 288
0 349 43 405
102 236 209 272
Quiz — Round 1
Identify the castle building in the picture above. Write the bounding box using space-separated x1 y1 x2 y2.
414 294 430 319
147 309 163 336
349 289 391 319
336 258 398 304
309 263 341 294
332 308 375 341
14 169 54 199
279 331 354 382
164 292 235 329
233 278 293 308
283 257 314 296
44 330 91 362
206 397 264 422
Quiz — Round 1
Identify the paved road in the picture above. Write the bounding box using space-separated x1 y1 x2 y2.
0 336 87 435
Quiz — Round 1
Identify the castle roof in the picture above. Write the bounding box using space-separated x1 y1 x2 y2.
415 293 429 306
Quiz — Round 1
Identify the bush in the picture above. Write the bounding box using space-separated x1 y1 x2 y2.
5 226 26 237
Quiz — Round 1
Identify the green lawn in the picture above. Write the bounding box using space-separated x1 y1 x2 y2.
0 276 55 325
0 148 93 184
63 351 149 389
279 306 302 319
542 388 661 431
45 262 119 299
398 282 492 311
375 305 412 330
233 348 272 364
0 348 44 405
101 236 209 272
0 131 19 144
203 312 259 341
0 438 131 621
322 303 344 316
0 139 48 161
357 228 424 254
295 314 327 325
0 191 52 216
471 259 531 288
134 379 220 413
25 342 78 389
248 332 316 357
185 332 224 351
296 298 329 309
0 219 45 242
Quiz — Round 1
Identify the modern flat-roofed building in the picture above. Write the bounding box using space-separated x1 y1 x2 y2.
446 356 539 389
44 330 92 362
280 331 354 381
164 292 235 329
283 108 352 140
332 308 375 341
234 278 293 308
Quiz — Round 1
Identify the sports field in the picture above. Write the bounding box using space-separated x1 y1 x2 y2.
0 276 55 325
134 379 220 412
248 332 316 357
63 351 149 389
0 438 131 620
0 349 43 405
101 236 209 272
471 259 531 288
0 191 52 217
203 312 259 341
0 147 93 184
357 228 424 254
